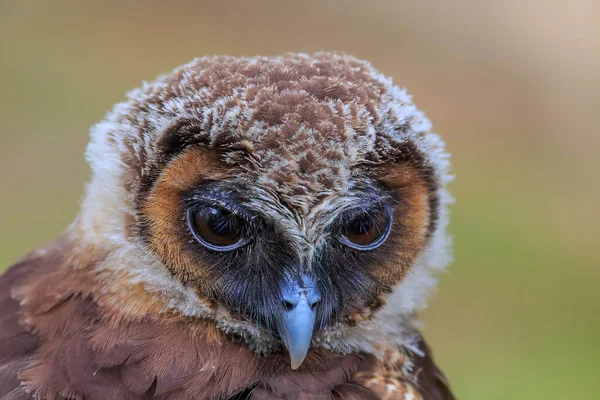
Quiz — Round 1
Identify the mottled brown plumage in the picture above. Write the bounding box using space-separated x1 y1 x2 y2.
0 53 455 399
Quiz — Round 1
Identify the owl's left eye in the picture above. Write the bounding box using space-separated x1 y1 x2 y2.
339 207 392 251
186 206 250 251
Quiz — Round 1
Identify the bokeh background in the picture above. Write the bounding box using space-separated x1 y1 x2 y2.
1 1 599 398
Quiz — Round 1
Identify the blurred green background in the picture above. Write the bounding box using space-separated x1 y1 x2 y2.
1 1 599 398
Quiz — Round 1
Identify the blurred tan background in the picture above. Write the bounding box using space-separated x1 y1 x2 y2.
1 1 599 398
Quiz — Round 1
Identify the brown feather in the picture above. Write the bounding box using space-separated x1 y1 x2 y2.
410 339 456 400
0 256 42 399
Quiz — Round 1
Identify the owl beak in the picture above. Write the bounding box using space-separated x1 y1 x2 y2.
278 275 321 370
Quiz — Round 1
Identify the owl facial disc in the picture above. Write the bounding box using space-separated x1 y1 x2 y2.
278 275 321 369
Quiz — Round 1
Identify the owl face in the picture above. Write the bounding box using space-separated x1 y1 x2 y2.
80 53 452 368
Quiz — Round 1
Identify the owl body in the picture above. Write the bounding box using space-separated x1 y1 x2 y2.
0 53 454 399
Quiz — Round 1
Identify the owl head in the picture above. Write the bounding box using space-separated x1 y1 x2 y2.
74 52 453 369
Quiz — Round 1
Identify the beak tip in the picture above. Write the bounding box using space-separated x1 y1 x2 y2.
289 349 309 370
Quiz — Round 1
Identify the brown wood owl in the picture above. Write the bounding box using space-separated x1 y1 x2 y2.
0 52 455 400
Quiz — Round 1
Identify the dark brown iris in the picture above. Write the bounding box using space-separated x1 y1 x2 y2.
187 207 247 251
340 207 392 250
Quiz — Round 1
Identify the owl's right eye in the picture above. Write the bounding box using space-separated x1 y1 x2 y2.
338 206 392 251
186 206 250 251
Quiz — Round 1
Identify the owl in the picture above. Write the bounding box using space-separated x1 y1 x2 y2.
0 53 455 400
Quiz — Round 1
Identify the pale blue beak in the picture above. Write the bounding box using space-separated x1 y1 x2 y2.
278 275 321 369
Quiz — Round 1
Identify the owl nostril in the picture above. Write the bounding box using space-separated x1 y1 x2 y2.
282 300 296 311
310 299 320 312
280 274 321 314
282 297 320 312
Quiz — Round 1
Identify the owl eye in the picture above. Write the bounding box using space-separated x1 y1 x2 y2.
186 206 249 251
339 207 392 250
